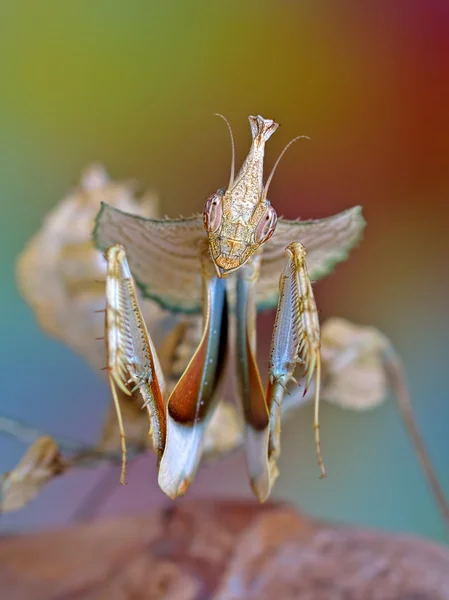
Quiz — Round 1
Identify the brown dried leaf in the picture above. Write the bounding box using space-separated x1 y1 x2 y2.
320 317 389 410
1 436 66 512
1 501 448 599
16 164 168 374
203 401 243 461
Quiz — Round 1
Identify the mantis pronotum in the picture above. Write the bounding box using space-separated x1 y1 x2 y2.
95 115 365 500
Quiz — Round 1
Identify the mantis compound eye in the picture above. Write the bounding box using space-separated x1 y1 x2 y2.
203 190 224 233
254 203 278 244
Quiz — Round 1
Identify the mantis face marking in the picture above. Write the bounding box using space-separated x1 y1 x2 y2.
203 115 279 277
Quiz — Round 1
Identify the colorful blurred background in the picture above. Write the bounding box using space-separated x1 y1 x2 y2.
1 1 448 542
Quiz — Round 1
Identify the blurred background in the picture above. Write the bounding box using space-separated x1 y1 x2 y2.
0 1 448 542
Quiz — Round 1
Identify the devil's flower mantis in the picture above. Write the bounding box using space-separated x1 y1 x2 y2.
92 115 367 501
1 117 448 528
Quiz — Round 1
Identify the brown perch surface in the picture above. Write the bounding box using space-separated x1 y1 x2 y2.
1 500 449 599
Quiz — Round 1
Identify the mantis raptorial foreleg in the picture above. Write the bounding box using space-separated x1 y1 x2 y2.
235 242 323 501
105 245 167 484
105 242 228 497
271 242 324 479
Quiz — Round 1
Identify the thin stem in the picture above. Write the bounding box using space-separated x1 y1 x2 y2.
383 348 449 530
0 416 87 453
0 415 144 468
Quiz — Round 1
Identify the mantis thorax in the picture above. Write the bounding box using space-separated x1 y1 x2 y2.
203 115 279 277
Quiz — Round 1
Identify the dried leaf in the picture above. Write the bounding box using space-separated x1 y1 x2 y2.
16 164 168 373
1 501 449 599
1 436 66 512
320 317 389 410
202 401 243 461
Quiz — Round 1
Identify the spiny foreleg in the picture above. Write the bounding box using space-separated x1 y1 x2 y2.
235 242 324 502
104 244 166 484
269 242 325 478
105 242 229 498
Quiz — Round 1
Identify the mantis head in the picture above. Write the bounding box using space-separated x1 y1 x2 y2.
203 114 308 278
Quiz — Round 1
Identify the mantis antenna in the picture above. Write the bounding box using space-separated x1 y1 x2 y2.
214 113 235 188
313 355 326 478
263 134 310 201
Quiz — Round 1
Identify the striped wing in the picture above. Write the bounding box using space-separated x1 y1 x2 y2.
94 203 207 313
257 206 366 310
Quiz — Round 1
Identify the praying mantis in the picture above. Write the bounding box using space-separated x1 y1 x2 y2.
2 116 448 529
94 114 365 501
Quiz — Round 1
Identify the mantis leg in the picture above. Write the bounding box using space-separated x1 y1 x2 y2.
105 243 228 498
236 243 324 502
105 244 167 484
